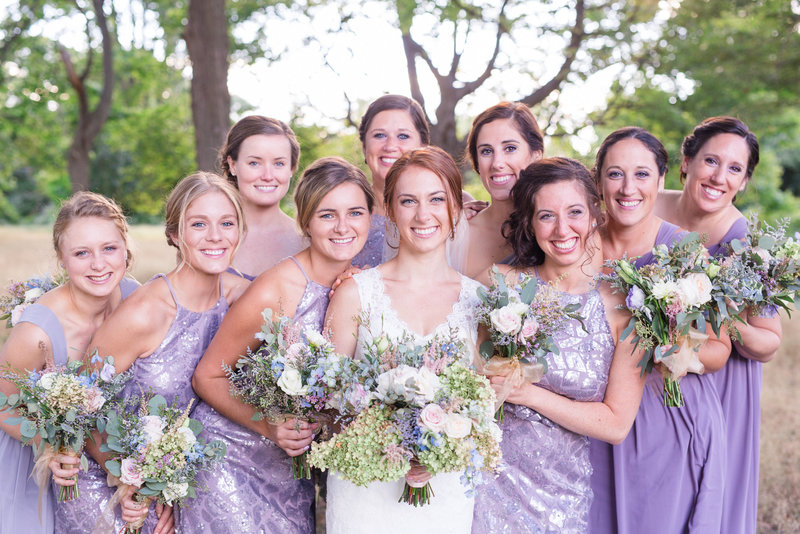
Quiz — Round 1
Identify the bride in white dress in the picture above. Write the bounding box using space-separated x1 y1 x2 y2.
324 146 482 534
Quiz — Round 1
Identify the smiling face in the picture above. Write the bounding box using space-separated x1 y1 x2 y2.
228 134 293 209
306 182 372 263
390 166 454 254
362 110 424 184
600 137 664 229
682 133 750 215
175 191 240 275
59 216 127 298
532 180 594 268
476 118 541 201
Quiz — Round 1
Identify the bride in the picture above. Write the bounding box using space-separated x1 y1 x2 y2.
324 146 482 533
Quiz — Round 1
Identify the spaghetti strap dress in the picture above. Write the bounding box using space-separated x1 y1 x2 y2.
54 275 226 534
588 221 727 533
180 256 329 534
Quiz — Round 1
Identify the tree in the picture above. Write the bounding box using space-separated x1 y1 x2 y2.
60 0 115 191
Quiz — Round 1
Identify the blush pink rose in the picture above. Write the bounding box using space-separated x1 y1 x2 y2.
419 404 447 433
119 458 143 487
518 317 539 341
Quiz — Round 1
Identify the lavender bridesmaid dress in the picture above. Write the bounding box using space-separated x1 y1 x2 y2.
588 222 727 533
706 217 764 534
180 256 328 534
0 278 137 534
54 275 227 534
472 280 615 533
352 214 386 267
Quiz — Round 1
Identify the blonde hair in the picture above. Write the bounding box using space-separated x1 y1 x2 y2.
164 172 246 266
53 191 132 268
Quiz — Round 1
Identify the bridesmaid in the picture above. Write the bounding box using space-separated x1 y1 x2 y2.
462 102 543 277
188 157 374 533
351 94 429 267
656 116 782 534
0 192 137 534
220 115 305 278
588 127 732 533
54 172 248 534
471 158 646 533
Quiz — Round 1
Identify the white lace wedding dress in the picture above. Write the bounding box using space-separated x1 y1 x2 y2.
326 267 483 534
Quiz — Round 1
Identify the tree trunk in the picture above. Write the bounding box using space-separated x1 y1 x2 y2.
185 0 230 171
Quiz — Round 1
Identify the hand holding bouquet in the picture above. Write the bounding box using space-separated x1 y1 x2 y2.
100 394 225 533
309 329 502 507
224 308 355 479
476 267 582 418
0 352 130 501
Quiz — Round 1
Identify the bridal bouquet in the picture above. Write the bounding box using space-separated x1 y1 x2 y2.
100 394 226 533
716 217 800 317
224 307 355 479
0 352 130 501
475 266 583 419
309 330 502 506
603 232 736 407
0 271 66 327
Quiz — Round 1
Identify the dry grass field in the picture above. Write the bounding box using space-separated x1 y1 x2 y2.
1 225 798 532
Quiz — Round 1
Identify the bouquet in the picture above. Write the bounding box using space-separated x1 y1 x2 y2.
0 352 130 501
475 266 583 419
717 216 800 316
100 394 226 533
224 308 354 479
603 232 737 407
309 328 502 506
0 271 66 327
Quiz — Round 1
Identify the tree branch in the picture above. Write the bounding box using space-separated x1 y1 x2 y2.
455 0 509 99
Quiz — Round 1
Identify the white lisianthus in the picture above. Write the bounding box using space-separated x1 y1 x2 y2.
444 413 472 439
162 482 189 504
489 306 523 335
277 366 308 396
176 426 197 447
99 362 116 382
419 404 447 433
38 372 56 390
119 458 143 487
24 287 44 302
84 388 106 412
141 415 165 443
676 273 713 307
303 328 327 348
375 336 391 354
754 247 773 264
651 280 679 302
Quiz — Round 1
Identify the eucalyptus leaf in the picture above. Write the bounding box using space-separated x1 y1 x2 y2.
520 277 538 305
105 460 121 476
20 420 37 439
479 340 495 360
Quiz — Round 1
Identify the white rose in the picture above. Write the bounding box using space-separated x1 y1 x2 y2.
303 328 327 348
375 366 416 403
119 458 143 487
651 280 679 302
413 366 441 403
176 426 197 447
489 306 523 335
10 303 28 326
85 388 106 413
419 404 447 433
754 247 772 263
24 287 44 303
99 363 116 382
277 366 308 396
676 273 713 308
162 482 189 504
507 301 529 316
38 372 56 390
444 413 472 439
141 415 165 443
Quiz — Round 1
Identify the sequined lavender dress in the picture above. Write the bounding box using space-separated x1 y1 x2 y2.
706 217 763 534
588 221 727 533
0 278 137 534
180 256 327 534
472 281 615 534
54 275 226 534
352 214 386 267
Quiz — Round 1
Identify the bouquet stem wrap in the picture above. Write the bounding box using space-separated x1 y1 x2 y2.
30 444 65 517
399 480 434 507
475 355 546 419
658 328 708 408
92 474 125 534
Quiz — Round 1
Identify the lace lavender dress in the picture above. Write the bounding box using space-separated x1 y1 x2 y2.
54 275 226 534
352 214 386 267
472 280 615 534
588 222 727 533
706 217 764 534
0 278 137 534
180 256 327 534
